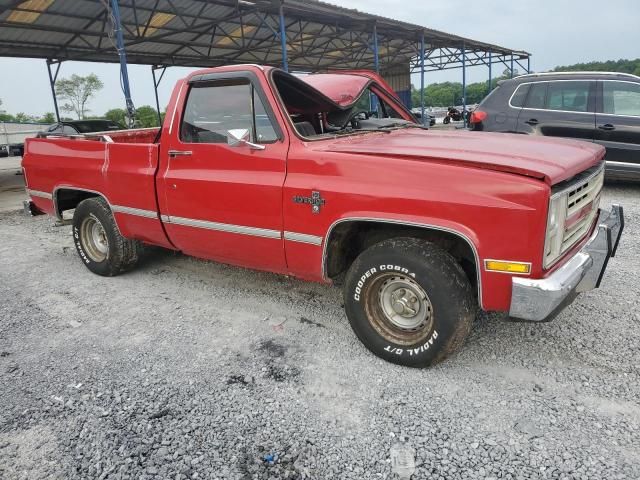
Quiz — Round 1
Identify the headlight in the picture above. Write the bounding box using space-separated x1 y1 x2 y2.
543 192 568 269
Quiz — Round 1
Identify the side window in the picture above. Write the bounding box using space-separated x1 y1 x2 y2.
546 81 592 112
62 125 78 134
525 82 547 109
181 79 278 144
603 81 640 116
510 84 530 107
252 88 279 142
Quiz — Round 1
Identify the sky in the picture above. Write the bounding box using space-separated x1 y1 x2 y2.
0 0 638 117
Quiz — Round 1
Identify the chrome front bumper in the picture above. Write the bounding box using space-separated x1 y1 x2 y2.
509 205 624 322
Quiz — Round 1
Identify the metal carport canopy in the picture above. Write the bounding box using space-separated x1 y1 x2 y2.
0 0 531 127
0 0 529 71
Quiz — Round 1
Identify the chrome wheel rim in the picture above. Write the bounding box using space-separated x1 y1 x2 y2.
364 273 434 345
80 214 109 262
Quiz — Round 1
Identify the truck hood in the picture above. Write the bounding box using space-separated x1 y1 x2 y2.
301 71 402 107
316 129 605 185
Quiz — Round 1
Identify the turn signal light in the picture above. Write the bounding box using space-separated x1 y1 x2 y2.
469 110 487 124
484 260 531 274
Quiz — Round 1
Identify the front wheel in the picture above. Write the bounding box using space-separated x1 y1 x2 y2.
343 238 476 367
72 197 141 276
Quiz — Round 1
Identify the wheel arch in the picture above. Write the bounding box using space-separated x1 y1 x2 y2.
53 187 121 231
322 217 483 308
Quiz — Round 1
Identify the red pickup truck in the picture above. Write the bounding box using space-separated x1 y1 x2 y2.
22 65 624 367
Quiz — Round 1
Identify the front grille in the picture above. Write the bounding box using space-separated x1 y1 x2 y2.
560 166 604 254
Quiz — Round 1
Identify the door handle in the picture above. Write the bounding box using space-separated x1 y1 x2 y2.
525 119 539 126
168 150 192 157
598 124 615 131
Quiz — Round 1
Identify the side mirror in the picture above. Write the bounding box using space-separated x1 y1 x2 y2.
226 128 265 150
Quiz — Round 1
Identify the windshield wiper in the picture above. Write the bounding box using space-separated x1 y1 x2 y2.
332 122 428 137
334 128 392 136
384 123 430 131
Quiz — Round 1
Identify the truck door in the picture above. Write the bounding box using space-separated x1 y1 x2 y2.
516 80 596 142
157 72 289 272
595 80 640 173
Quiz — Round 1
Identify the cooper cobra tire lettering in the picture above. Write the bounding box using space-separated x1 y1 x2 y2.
354 265 415 301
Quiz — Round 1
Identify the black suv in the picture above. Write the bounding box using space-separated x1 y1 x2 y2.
470 72 640 180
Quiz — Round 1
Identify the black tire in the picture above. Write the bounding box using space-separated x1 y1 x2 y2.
343 237 476 367
72 197 141 276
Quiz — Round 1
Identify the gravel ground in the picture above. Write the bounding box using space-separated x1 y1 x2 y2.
1 182 639 480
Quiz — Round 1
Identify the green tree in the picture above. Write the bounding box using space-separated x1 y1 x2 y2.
553 58 640 74
42 112 56 123
14 112 35 123
55 73 104 120
104 108 127 127
411 71 514 108
0 113 14 122
134 105 161 128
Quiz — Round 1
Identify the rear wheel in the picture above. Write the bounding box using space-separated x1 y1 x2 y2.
73 197 141 276
343 237 476 367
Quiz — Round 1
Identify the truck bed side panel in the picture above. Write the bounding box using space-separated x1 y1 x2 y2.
23 138 173 249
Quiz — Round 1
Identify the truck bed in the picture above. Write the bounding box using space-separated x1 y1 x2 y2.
22 131 173 249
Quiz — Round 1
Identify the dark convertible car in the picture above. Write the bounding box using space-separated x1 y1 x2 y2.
45 119 123 135
470 72 640 180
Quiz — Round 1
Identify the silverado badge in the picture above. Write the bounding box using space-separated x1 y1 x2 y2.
292 190 325 214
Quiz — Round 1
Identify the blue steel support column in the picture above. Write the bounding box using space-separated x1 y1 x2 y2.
510 53 514 78
110 0 135 124
420 32 425 126
488 51 492 95
372 22 379 73
462 45 467 128
279 3 288 72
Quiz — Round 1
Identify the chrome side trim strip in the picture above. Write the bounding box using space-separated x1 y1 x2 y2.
164 215 281 240
284 231 323 246
111 205 158 219
27 189 53 200
606 160 640 169
321 217 483 309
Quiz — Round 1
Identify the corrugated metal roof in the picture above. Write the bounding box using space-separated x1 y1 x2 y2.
0 0 529 70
